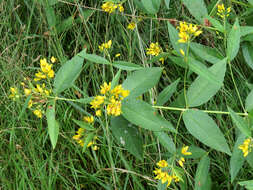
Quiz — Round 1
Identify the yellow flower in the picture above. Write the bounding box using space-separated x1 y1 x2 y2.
90 96 106 109
118 4 124 12
157 160 168 168
99 40 112 52
96 109 102 117
9 87 19 100
33 109 42 118
73 134 81 140
179 49 185 56
178 157 185 167
107 100 121 116
217 4 231 18
177 22 202 43
93 145 99 150
181 145 192 155
28 99 33 108
51 56 57 63
127 22 136 30
34 72 47 81
239 138 252 157
83 116 94 123
101 2 117 14
100 82 111 94
24 88 32 96
115 53 121 57
47 69 54 78
146 42 162 56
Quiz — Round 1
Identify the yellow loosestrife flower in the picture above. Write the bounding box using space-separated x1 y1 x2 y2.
239 138 253 157
50 56 57 63
90 82 130 117
217 4 231 18
83 116 94 123
146 42 162 56
181 145 192 155
177 22 202 43
99 40 112 52
34 58 55 81
101 2 118 13
156 160 168 168
127 22 136 30
33 109 42 118
9 87 19 100
153 160 180 187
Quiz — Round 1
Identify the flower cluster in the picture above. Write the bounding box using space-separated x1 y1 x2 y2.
153 160 180 187
178 146 192 167
90 82 130 117
239 138 253 157
34 57 55 81
73 116 99 150
9 57 56 118
217 4 231 18
146 42 164 64
101 1 124 14
177 22 202 43
99 40 112 52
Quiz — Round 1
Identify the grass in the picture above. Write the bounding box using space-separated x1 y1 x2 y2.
1 0 253 189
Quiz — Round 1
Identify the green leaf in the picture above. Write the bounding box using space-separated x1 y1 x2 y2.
111 70 121 89
183 110 231 155
188 57 222 86
185 146 206 159
246 89 253 112
242 42 253 70
44 1 56 28
72 119 95 131
247 0 253 6
46 101 59 149
194 155 210 190
187 58 226 107
122 67 162 99
228 107 251 137
167 22 187 56
190 42 224 64
56 16 74 34
18 95 32 120
80 52 111 65
230 133 245 182
156 78 180 106
53 50 85 94
206 16 224 33
182 0 208 24
122 99 176 133
241 26 253 37
147 52 170 64
112 61 142 71
239 180 253 189
168 56 187 69
111 116 144 160
164 0 170 9
154 131 176 154
141 0 161 14
227 18 240 61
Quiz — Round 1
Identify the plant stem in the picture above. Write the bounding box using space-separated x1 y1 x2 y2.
152 105 248 116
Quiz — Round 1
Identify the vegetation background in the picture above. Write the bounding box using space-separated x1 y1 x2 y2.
1 0 253 189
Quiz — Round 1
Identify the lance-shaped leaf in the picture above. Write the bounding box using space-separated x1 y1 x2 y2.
154 131 176 154
188 57 222 86
53 50 85 94
239 180 253 189
227 18 240 61
230 133 246 182
190 42 224 64
183 110 231 155
156 78 180 106
228 107 251 137
112 61 142 71
111 116 144 160
242 42 253 70
187 58 226 107
194 155 210 190
46 101 59 149
122 67 162 99
182 0 208 24
246 89 253 112
122 99 176 133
